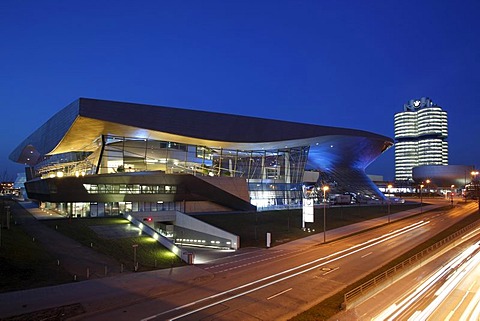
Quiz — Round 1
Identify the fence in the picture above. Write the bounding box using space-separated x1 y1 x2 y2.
343 219 480 308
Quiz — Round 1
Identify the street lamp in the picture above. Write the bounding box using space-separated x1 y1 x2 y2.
387 184 393 223
450 185 455 206
420 184 424 213
322 185 329 243
471 171 479 208
426 179 431 198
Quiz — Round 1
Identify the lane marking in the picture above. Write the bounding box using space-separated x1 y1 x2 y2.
267 288 293 300
141 220 430 321
323 267 339 275
361 252 373 258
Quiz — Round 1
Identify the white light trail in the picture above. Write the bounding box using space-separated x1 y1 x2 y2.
373 243 480 321
445 281 475 321
460 279 480 321
141 220 430 321
465 293 480 321
411 245 480 320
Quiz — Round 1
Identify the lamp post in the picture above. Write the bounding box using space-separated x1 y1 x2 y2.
420 184 424 213
322 185 329 243
387 184 393 223
472 171 479 208
450 185 455 207
425 179 431 198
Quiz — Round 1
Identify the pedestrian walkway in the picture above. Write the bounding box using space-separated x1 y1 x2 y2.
12 202 129 280
0 199 449 319
261 201 446 254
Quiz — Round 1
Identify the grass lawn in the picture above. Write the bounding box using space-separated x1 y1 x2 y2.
0 197 441 302
193 203 423 248
0 199 185 292
41 217 185 272
0 201 72 293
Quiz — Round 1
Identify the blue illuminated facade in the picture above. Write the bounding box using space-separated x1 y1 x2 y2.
10 98 393 216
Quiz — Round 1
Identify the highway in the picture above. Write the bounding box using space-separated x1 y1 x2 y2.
398 241 480 321
428 245 480 321
337 210 480 321
82 201 479 321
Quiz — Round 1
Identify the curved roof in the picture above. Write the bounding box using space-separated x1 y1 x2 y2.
10 98 393 167
412 165 475 187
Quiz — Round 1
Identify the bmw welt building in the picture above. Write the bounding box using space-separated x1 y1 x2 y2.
10 98 393 217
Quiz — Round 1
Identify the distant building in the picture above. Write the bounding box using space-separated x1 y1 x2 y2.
10 98 393 217
0 182 14 195
412 165 474 188
13 172 27 200
394 97 448 182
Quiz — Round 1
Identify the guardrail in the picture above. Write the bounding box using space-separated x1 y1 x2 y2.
343 219 480 308
123 213 194 264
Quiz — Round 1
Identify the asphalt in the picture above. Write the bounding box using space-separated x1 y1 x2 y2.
0 199 450 319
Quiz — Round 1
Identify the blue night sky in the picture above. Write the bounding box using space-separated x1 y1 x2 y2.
1 0 479 181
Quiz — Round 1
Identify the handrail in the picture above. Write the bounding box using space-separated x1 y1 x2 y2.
123 213 194 264
343 219 480 308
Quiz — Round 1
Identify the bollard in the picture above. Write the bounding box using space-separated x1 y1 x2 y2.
57 259 60 266
32 237 35 242
120 263 124 273
74 275 77 281
90 242 93 248
86 268 90 279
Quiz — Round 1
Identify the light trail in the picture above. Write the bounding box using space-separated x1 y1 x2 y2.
410 245 480 320
141 220 430 321
445 281 475 321
372 242 480 321
460 279 480 321
465 292 480 321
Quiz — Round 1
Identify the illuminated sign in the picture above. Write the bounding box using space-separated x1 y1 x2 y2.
302 198 314 223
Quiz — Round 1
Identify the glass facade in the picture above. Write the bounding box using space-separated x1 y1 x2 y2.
394 98 448 181
34 134 309 210
34 151 98 178
12 98 396 216
45 200 180 218
83 183 177 194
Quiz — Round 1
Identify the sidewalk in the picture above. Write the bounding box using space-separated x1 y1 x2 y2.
271 202 445 252
11 202 129 280
0 200 448 319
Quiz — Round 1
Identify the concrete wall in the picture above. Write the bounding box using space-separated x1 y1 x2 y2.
123 213 195 264
174 211 240 250
129 210 240 250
